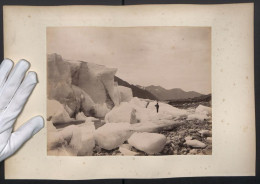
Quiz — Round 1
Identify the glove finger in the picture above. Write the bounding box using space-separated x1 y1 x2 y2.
0 59 13 89
0 128 12 154
0 59 30 110
0 71 37 133
0 116 44 162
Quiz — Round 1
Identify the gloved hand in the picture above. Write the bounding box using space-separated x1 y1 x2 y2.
0 59 44 162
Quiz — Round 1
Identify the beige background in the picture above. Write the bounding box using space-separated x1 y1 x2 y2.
3 4 255 179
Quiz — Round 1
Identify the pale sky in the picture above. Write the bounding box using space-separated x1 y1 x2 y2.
47 27 211 94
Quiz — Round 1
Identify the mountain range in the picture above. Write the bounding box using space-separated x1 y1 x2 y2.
145 85 203 101
114 76 158 100
114 76 203 101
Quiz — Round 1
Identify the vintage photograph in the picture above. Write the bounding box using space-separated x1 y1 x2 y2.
47 26 212 156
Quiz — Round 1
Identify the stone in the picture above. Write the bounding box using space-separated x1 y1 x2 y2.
130 120 183 133
189 149 198 155
206 137 212 143
76 112 87 121
105 102 138 124
119 144 138 156
166 139 172 145
196 105 212 116
188 129 197 133
128 132 167 154
185 136 193 141
185 139 207 148
94 123 133 150
199 130 212 137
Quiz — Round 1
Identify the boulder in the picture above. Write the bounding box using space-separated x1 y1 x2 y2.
187 113 210 121
75 112 88 121
48 124 95 156
119 144 138 156
130 120 183 133
47 53 72 86
72 123 95 156
206 137 212 143
129 97 148 108
185 136 193 141
185 139 207 148
76 62 118 106
128 132 167 154
71 85 96 117
47 54 96 118
105 102 139 124
195 105 212 116
117 85 133 103
199 130 212 137
94 123 133 150
47 100 72 124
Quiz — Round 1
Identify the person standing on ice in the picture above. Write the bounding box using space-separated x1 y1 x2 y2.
155 101 159 113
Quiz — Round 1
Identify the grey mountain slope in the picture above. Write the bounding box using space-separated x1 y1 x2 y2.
145 85 202 100
114 76 157 100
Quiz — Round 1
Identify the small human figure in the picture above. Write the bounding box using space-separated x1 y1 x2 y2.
155 101 159 113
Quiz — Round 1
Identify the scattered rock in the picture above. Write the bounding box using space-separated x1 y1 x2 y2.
206 137 212 143
188 129 197 133
185 139 207 148
166 139 172 145
189 149 198 155
185 136 193 141
199 130 212 137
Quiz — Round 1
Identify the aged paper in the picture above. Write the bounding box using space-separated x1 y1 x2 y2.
3 4 255 179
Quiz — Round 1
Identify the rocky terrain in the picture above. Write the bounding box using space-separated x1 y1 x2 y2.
47 53 212 156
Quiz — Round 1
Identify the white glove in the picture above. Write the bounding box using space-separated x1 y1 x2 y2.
0 59 44 162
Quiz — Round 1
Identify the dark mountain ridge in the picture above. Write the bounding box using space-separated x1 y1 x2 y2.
114 76 158 100
145 85 203 101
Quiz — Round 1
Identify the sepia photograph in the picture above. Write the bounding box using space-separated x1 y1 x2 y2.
47 26 212 156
